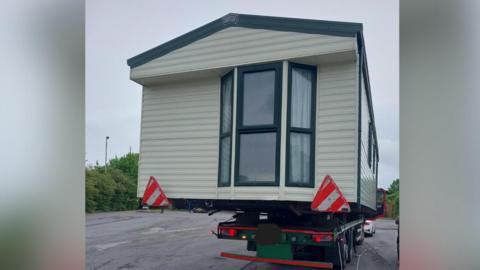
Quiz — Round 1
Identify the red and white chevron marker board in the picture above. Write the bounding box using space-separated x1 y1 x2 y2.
142 176 171 207
311 175 351 212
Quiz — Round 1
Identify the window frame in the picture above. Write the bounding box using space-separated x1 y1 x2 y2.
285 62 317 188
234 62 283 186
217 70 234 187
368 121 373 168
372 145 376 173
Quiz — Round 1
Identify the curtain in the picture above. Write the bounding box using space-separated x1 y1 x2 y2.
289 132 310 183
221 75 232 133
289 67 313 184
219 74 233 185
219 137 231 184
291 68 312 128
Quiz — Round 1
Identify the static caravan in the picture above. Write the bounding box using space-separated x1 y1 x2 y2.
128 13 379 216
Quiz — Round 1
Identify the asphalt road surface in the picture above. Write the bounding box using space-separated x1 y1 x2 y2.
86 210 398 270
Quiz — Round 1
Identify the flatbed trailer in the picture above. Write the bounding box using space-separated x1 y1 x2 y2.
214 211 365 269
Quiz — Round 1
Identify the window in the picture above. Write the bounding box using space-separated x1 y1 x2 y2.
238 132 276 182
372 140 375 169
242 70 276 126
286 63 316 187
235 63 282 186
368 122 373 167
218 71 233 186
372 147 376 173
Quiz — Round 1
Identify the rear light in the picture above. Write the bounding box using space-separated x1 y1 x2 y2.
312 234 333 243
220 228 237 237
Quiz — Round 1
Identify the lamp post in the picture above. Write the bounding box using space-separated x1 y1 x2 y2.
105 136 110 172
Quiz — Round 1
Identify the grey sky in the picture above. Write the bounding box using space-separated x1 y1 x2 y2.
86 0 398 188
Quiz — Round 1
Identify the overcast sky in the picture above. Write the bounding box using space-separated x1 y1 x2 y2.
86 0 398 189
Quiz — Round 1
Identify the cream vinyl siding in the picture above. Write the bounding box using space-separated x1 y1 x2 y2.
359 77 376 209
131 27 356 80
137 60 364 203
315 61 358 203
134 26 377 208
137 77 220 198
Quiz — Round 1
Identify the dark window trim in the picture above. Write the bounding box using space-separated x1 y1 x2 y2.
361 44 379 166
286 62 317 188
217 70 234 187
368 121 373 168
372 146 376 173
234 62 282 187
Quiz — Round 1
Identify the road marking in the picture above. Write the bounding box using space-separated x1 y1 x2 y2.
239 261 255 270
355 248 369 270
141 226 204 235
141 226 166 234
162 227 205 233
95 241 129 251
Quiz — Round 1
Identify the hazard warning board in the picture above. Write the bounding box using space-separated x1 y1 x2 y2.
142 176 171 207
311 175 350 212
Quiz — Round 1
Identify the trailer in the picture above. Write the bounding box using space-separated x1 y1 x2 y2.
128 13 379 269
212 175 367 269
217 214 363 269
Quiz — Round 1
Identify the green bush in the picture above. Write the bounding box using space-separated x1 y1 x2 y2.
109 153 139 179
85 153 139 213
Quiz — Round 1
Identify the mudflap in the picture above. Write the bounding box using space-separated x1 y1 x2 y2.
257 244 293 260
255 223 293 260
220 252 334 269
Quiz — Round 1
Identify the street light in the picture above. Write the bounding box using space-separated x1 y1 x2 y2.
105 136 110 172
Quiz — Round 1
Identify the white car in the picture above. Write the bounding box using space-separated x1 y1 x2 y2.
363 220 375 236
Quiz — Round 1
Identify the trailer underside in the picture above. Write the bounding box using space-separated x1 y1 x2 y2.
169 198 377 218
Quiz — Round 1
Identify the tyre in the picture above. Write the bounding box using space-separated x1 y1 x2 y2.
337 238 348 269
346 229 353 263
341 233 348 265
355 225 364 245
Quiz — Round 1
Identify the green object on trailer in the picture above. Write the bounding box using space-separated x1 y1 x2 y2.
257 243 293 260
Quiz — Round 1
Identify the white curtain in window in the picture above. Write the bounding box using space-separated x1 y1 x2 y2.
289 132 310 184
221 75 232 133
219 137 231 184
291 68 312 128
219 74 232 185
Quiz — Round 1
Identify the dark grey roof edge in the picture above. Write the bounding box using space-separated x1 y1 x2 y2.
127 13 363 68
357 31 379 159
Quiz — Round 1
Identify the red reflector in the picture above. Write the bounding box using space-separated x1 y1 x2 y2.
312 234 333 243
221 228 237 237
